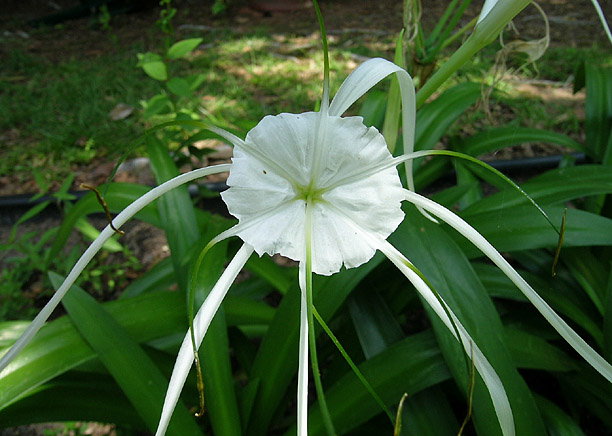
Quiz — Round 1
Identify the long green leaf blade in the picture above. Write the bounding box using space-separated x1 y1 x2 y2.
55 272 201 435
391 206 547 436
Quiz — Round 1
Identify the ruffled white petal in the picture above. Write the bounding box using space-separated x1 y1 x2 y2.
241 113 314 186
403 190 612 384
310 181 402 275
328 58 415 174
0 164 232 374
326 57 438 224
222 112 404 275
155 243 254 436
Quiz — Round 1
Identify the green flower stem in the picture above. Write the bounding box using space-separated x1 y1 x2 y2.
416 0 530 108
305 198 337 436
415 34 480 108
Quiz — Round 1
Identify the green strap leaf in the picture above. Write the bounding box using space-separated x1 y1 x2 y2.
535 394 587 436
0 292 186 411
463 165 612 216
399 387 459 436
0 373 146 428
55 272 202 436
459 127 584 156
314 306 394 425
456 206 612 256
391 206 547 436
146 135 199 291
504 327 578 372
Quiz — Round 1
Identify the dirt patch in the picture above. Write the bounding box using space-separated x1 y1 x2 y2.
0 422 117 436
2 0 610 62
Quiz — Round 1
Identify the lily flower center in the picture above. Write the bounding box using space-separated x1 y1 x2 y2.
220 111 406 276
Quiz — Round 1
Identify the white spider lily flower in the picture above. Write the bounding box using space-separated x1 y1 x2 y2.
2 57 612 436
156 57 612 436
156 57 419 436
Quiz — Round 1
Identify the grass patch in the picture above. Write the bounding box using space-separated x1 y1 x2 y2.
0 47 158 185
2 22 612 192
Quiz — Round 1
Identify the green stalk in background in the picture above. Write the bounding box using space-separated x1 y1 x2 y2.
416 0 531 107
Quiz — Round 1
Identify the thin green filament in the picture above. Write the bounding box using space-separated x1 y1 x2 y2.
187 240 218 418
313 307 395 425
457 342 475 436
394 393 408 436
551 208 567 277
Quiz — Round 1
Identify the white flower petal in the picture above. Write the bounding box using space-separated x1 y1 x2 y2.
328 58 415 171
155 243 253 436
309 204 375 275
242 113 314 186
403 190 612 384
323 168 405 237
0 165 232 374
326 58 438 224
230 199 307 262
222 112 404 275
